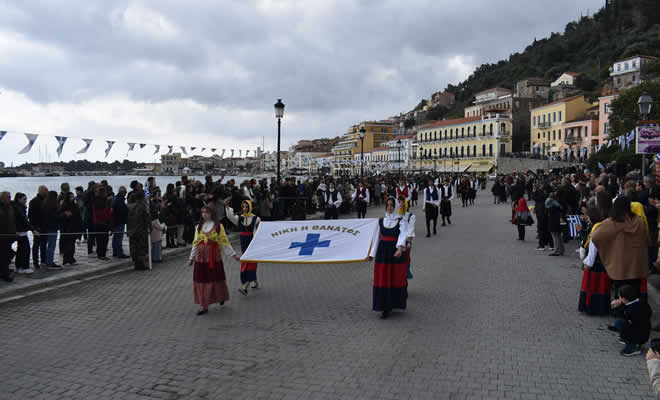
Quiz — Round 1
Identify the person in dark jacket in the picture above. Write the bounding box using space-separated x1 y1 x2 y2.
59 192 82 266
545 191 563 256
127 190 150 270
42 191 62 269
92 187 113 260
28 185 48 268
612 284 652 356
83 181 96 254
532 183 553 251
13 193 38 274
0 192 16 282
111 186 129 258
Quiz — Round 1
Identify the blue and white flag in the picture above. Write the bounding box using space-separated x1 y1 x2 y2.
139 143 147 149
166 146 173 155
598 161 605 170
77 138 93 154
180 146 187 155
153 144 160 155
190 147 196 152
231 149 235 157
240 219 380 263
104 140 115 158
18 133 38 154
566 215 582 238
238 150 242 157
127 143 136 152
201 148 206 152
144 185 150 199
0 131 6 141
55 136 67 157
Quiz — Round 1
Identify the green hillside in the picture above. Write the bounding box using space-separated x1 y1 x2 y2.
440 0 659 117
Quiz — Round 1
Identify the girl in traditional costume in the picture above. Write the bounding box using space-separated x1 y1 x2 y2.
188 206 238 315
368 197 408 319
579 207 611 315
226 200 261 295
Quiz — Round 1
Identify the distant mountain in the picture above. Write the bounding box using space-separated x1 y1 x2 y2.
432 0 660 117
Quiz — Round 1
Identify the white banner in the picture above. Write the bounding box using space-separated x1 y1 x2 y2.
240 218 379 264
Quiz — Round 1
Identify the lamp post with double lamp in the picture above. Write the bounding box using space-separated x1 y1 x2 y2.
397 139 402 177
274 99 285 219
359 127 366 179
638 92 654 176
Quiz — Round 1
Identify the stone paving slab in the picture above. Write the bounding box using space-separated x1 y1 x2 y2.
0 194 656 399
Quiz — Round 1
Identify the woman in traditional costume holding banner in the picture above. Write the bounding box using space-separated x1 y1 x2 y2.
369 197 408 319
226 200 261 296
188 206 238 315
397 196 416 280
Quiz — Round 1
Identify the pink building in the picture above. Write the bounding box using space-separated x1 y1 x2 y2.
598 94 618 147
560 117 599 160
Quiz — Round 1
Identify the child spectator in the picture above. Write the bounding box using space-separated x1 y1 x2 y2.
150 210 166 263
611 284 652 356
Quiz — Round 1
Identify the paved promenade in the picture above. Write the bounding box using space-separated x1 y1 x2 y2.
0 192 655 399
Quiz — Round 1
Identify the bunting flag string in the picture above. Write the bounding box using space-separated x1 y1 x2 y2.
18 133 38 154
180 146 188 155
0 131 6 141
153 144 160 155
55 136 68 157
104 141 115 158
77 139 93 154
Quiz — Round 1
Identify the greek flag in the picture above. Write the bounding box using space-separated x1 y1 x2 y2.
598 161 605 170
566 215 582 238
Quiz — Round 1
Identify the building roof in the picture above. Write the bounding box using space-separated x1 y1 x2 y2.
420 116 482 129
530 95 584 111
564 72 580 77
475 87 511 96
613 55 658 63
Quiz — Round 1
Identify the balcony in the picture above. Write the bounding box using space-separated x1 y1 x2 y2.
538 122 551 129
564 135 582 145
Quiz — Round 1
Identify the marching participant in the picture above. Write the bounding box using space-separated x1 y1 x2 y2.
396 178 411 203
368 197 409 319
440 178 454 226
397 195 416 280
226 200 261 295
324 182 342 220
423 178 440 237
352 181 370 219
188 206 239 316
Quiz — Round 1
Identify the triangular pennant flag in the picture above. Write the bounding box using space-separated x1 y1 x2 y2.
211 148 217 153
55 136 68 157
246 150 250 157
153 144 160 155
0 131 6 141
127 143 136 152
104 140 115 158
201 148 206 152
167 146 173 155
139 143 147 149
239 150 242 157
18 133 38 154
190 147 196 152
231 149 235 157
77 139 93 154
220 149 225 157
180 146 187 155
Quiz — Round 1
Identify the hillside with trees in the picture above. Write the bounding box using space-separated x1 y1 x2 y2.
427 0 659 118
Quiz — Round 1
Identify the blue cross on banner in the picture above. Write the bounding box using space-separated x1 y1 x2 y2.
289 233 331 256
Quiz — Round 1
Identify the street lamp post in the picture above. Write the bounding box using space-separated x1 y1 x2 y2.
397 139 402 177
638 92 654 177
274 99 285 219
419 146 423 171
359 127 366 179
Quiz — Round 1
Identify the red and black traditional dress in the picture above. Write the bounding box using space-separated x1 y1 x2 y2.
189 221 233 308
370 213 409 313
579 223 611 315
226 201 261 285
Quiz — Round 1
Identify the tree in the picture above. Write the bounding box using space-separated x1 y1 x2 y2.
609 82 660 139
403 117 416 129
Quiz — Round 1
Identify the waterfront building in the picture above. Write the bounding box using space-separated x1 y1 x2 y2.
530 95 593 157
610 55 658 90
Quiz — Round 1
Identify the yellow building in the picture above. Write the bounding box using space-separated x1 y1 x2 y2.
416 115 513 173
530 95 592 156
332 121 393 174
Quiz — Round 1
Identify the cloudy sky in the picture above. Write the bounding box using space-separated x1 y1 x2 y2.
0 0 604 165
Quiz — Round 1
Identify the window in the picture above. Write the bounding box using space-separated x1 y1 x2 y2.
617 64 621 72
467 146 470 157
434 131 437 141
489 123 493 135
553 112 556 122
500 143 505 154
558 111 562 122
633 60 637 68
533 116 536 126
542 115 546 123
604 123 610 134
473 145 477 156
482 125 486 136
542 132 545 139
632 75 636 82
461 146 464 157
577 127 582 138
604 103 610 114
461 128 464 138
558 130 561 140
584 127 588 137
450 147 453 156
538 133 540 139
552 131 556 140
444 148 447 157
624 62 629 70
482 144 486 156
